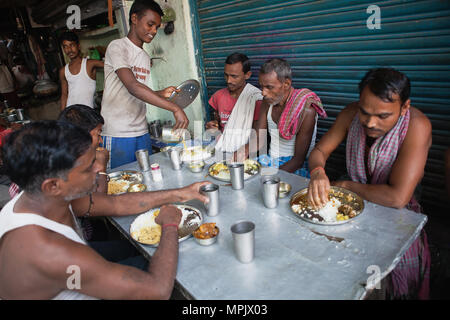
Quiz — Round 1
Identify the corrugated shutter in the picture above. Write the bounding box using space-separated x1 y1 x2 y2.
194 0 450 217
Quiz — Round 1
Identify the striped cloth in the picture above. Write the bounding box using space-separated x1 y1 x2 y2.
346 109 430 299
278 88 327 140
8 183 20 199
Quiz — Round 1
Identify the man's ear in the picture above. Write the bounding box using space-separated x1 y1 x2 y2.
41 178 64 197
244 71 252 81
400 98 411 116
130 13 138 26
283 78 292 90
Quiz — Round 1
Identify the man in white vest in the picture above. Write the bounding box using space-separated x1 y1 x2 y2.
0 121 209 299
59 32 104 110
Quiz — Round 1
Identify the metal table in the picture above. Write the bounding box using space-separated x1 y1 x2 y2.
108 152 427 300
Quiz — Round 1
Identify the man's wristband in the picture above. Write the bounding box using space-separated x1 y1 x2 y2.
310 166 325 176
162 223 179 230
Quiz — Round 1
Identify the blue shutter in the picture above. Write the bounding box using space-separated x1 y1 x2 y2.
194 0 450 216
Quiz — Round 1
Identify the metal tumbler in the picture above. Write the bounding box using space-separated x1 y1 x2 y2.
168 147 182 170
142 169 153 188
200 183 219 216
262 175 280 208
16 109 25 121
228 163 244 190
135 149 150 171
231 221 255 263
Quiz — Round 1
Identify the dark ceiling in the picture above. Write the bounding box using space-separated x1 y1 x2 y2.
0 0 121 31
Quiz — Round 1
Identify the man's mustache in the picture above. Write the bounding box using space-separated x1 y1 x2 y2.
362 125 382 132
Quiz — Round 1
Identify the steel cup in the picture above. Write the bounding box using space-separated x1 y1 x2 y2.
142 169 153 188
168 147 182 170
135 149 150 171
231 221 255 263
228 163 244 190
16 109 25 121
149 123 161 138
262 175 280 208
200 183 219 216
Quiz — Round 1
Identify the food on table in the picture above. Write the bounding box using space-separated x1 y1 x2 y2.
107 179 130 195
337 204 356 219
107 172 142 195
193 223 219 239
243 159 260 175
131 225 162 245
181 146 210 162
209 159 260 180
291 188 360 224
130 205 202 245
127 183 146 193
209 162 228 176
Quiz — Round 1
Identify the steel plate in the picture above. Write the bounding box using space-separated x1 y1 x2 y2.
129 204 203 246
107 170 143 195
289 186 365 225
168 79 200 108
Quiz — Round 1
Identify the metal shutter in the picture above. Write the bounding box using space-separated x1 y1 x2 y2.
194 0 450 217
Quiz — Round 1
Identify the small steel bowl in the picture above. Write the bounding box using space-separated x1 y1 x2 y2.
188 161 205 173
127 183 147 193
279 182 292 198
193 226 219 246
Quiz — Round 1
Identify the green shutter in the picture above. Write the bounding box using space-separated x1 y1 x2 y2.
194 0 450 216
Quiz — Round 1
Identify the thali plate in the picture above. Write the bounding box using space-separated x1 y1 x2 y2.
130 204 203 246
107 170 144 195
168 79 200 109
289 186 364 226
208 159 261 182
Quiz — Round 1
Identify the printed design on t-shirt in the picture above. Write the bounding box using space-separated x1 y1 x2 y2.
132 66 150 81
218 111 231 126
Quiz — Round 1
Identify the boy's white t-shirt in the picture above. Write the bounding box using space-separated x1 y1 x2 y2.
101 37 151 137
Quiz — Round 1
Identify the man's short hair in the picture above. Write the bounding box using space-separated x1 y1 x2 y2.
359 68 411 105
59 31 79 44
259 58 292 82
1 121 92 195
129 0 164 25
58 104 105 133
225 52 251 74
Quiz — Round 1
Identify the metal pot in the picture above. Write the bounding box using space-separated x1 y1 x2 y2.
149 122 161 138
7 114 16 122
33 80 58 97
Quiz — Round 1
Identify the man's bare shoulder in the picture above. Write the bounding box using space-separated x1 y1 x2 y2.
333 101 359 128
4 224 90 275
410 106 431 125
0 225 91 299
408 106 432 137
343 101 359 114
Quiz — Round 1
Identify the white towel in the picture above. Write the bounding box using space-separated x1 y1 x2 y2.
215 83 263 153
